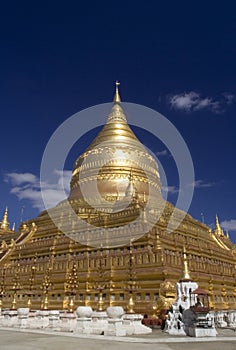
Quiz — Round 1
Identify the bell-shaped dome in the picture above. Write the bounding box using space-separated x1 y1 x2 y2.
69 83 162 207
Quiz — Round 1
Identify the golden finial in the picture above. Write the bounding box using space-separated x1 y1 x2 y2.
180 246 191 281
0 207 9 231
214 214 224 236
216 214 220 227
113 81 121 103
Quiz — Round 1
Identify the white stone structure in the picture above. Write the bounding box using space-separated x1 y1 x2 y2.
165 270 197 335
175 280 198 310
75 306 93 334
164 309 185 335
90 310 109 335
122 313 152 335
48 310 60 329
33 310 49 328
215 311 227 328
227 310 236 328
215 310 236 328
104 306 126 336
0 310 18 327
0 306 152 337
164 249 218 337
17 308 29 328
59 311 77 332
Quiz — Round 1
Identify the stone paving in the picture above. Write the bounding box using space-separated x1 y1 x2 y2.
0 327 236 350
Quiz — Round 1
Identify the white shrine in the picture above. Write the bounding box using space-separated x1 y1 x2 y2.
164 248 217 337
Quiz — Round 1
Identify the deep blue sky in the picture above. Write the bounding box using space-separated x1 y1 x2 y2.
0 1 236 241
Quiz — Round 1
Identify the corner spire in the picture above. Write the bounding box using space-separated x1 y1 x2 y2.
214 214 224 236
180 246 191 281
1 207 10 230
113 81 121 103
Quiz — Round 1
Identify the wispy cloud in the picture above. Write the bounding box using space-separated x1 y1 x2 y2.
190 179 215 189
221 219 236 232
167 91 234 113
156 149 169 157
162 185 179 194
162 179 214 195
5 172 38 185
222 92 235 105
4 170 71 211
161 180 214 200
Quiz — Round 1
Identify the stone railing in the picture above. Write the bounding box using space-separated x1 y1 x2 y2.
0 306 152 337
215 310 236 328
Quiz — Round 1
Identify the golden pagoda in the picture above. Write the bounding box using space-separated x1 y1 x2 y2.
0 207 16 240
0 83 236 315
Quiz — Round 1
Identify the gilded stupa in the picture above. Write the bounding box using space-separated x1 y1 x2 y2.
0 83 236 315
70 81 161 203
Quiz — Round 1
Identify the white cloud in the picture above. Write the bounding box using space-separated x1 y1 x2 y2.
190 179 215 189
168 91 234 113
4 172 38 185
5 170 71 211
221 219 236 232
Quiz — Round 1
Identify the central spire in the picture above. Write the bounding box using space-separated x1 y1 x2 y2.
113 81 121 103
107 81 127 124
